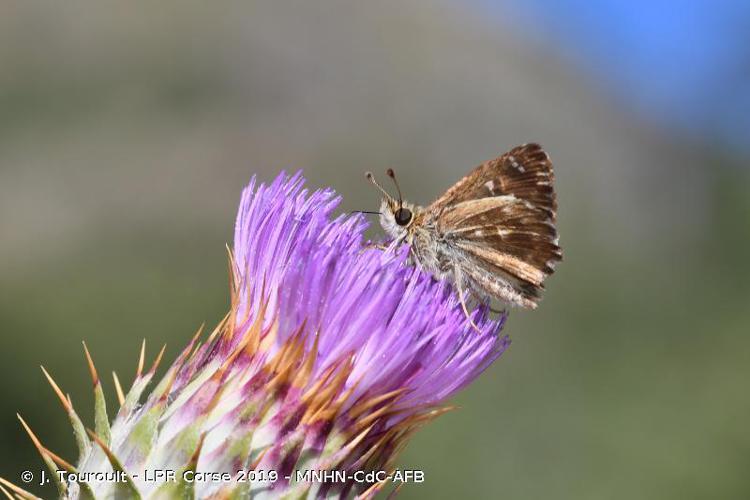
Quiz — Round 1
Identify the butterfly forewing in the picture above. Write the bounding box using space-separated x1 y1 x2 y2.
431 143 556 217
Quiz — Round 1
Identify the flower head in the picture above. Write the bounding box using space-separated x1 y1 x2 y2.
10 172 509 499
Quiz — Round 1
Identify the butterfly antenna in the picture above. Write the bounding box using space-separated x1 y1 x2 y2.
386 168 404 209
350 210 382 216
365 172 395 202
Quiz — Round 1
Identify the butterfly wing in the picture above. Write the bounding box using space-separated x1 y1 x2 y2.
428 143 562 307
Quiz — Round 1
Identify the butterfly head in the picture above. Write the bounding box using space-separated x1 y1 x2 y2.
366 169 420 240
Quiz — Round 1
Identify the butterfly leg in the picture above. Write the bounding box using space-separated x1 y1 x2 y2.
454 269 482 333
360 236 405 254
360 242 389 252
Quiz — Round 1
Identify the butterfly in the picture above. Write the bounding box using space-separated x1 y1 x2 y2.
366 143 561 326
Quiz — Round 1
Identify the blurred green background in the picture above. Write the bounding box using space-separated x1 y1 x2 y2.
1 2 748 499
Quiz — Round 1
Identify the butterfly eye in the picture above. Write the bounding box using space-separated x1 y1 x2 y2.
394 208 412 226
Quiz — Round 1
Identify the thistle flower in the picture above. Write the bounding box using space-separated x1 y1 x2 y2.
8 172 509 499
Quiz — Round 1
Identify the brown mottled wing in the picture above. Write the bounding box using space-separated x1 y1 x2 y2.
428 143 561 307
430 143 557 219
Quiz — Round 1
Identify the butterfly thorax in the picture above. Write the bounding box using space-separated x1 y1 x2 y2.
378 199 453 279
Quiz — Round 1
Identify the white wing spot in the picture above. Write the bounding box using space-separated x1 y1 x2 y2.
508 155 525 173
474 230 483 237
484 180 494 191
